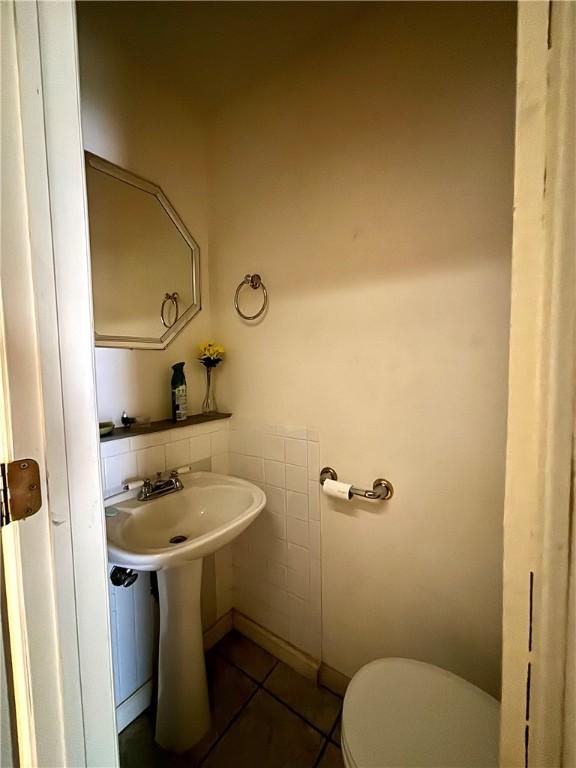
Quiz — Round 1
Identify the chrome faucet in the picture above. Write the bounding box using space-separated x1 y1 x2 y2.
138 470 184 501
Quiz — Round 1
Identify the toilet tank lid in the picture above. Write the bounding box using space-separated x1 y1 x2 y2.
342 658 500 768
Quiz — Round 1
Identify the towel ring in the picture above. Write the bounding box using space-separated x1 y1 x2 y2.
160 292 180 328
234 274 268 320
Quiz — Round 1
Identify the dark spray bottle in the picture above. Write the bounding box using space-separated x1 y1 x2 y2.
171 362 188 422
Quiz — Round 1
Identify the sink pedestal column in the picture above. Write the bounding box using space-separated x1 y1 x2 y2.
155 559 211 753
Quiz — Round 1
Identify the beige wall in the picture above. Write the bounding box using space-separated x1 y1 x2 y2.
77 6 212 423
79 1 516 698
209 3 516 695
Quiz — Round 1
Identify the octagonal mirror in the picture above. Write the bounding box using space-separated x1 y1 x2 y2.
85 152 201 349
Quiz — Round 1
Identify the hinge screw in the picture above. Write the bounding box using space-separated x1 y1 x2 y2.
19 462 28 470
29 483 37 491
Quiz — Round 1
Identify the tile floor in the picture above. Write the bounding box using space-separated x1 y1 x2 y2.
120 631 344 768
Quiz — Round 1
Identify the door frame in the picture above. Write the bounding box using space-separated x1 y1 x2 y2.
5 0 575 765
500 1 575 766
6 0 118 764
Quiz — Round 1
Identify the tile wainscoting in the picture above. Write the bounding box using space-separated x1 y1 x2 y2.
101 415 323 729
225 419 322 660
100 418 231 498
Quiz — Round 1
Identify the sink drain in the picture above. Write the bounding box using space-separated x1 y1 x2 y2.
169 535 187 544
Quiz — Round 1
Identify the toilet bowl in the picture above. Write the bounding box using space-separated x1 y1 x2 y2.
341 658 499 768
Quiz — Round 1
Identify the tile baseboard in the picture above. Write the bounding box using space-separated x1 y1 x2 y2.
232 609 319 682
203 610 234 650
318 663 351 697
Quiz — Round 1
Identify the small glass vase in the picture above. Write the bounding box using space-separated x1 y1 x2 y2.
202 366 217 414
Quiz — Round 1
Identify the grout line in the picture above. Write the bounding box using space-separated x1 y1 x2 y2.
313 738 330 768
214 644 279 686
260 659 279 686
328 703 343 744
260 686 338 740
200 638 342 766
198 683 261 766
214 638 339 741
199 651 279 765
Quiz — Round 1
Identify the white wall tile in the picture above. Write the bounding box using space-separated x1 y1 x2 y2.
287 517 309 548
232 542 252 570
136 445 166 478
211 430 229 456
243 431 263 457
285 464 307 493
100 437 131 459
309 520 321 558
262 609 289 639
287 567 310 599
211 454 229 474
290 624 321 659
189 434 211 463
310 558 321 612
285 439 307 467
287 543 309 573
287 593 307 624
268 511 287 540
167 425 212 442
263 584 290 615
267 538 288 566
130 431 168 451
104 452 137 493
165 439 190 470
230 454 264 483
264 460 285 488
287 593 321 636
229 431 244 454
217 415 321 657
233 586 263 618
189 420 229 435
265 485 286 516
287 491 308 521
307 442 320 480
308 482 320 521
263 434 285 462
277 424 307 439
267 561 287 589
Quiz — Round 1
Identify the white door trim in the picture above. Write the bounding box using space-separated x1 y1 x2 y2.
11 0 118 764
2 1 66 763
501 2 575 766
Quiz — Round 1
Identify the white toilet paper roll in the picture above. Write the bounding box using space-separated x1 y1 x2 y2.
322 478 353 500
123 479 144 491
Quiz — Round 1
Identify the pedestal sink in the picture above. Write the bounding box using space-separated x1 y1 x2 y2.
106 471 265 753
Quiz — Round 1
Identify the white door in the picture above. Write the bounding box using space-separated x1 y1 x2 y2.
1 0 117 764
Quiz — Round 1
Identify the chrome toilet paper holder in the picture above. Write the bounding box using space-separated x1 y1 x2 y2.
319 467 394 501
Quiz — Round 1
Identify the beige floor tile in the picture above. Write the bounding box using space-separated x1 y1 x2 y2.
120 653 256 767
215 630 277 681
264 662 341 734
186 652 257 763
318 742 345 768
202 690 323 768
331 717 341 745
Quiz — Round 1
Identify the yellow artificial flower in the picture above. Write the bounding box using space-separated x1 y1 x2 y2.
198 341 225 361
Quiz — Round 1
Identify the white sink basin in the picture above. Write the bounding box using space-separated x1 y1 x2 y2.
105 471 265 753
106 471 265 571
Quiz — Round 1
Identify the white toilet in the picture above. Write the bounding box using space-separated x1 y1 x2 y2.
341 658 500 768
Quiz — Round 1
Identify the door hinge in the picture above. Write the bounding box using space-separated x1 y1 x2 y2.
0 459 42 528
